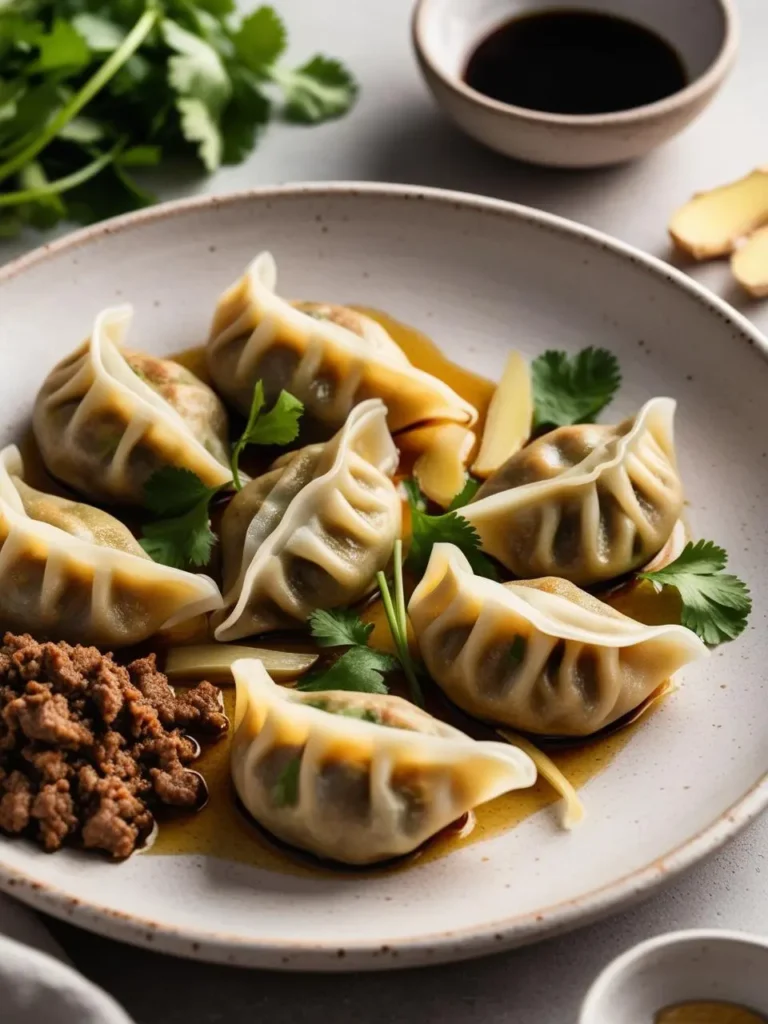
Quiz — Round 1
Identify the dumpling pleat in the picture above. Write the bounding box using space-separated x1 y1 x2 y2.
409 544 708 737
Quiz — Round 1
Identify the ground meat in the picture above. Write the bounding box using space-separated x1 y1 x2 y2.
0 770 32 833
129 657 228 736
0 634 227 859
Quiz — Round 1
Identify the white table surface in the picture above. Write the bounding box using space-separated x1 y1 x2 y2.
4 0 768 1020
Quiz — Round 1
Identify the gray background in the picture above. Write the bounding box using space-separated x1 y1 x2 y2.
4 0 768 1020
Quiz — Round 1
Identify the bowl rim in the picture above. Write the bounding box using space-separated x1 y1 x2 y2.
0 181 767 968
580 928 768 1022
412 0 739 127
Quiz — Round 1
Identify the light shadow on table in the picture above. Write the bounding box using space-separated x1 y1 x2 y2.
362 107 642 218
48 814 764 1024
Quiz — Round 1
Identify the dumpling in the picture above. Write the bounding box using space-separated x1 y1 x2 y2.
34 306 232 506
205 252 478 435
409 544 707 737
214 399 401 640
230 658 536 864
461 398 683 585
0 446 222 647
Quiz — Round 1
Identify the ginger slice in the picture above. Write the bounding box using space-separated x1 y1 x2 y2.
398 422 476 508
732 225 768 297
472 350 533 479
669 168 768 259
165 645 318 683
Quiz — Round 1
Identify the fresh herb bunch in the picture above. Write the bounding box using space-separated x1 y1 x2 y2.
637 539 751 645
0 1 357 236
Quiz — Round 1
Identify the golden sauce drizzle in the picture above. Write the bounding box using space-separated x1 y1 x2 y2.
147 310 680 876
656 1003 768 1024
17 309 684 875
148 684 657 878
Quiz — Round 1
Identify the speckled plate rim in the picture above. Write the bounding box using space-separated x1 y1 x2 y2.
0 182 767 971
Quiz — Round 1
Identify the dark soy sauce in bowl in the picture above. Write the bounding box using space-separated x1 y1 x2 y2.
463 9 688 116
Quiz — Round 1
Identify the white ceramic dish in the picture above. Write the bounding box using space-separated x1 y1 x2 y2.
413 0 738 167
0 183 766 970
581 930 768 1022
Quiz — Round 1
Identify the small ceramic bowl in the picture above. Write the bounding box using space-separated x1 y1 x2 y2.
412 0 739 168
580 930 768 1023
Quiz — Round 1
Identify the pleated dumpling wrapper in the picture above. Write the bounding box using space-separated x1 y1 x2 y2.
461 398 684 586
230 658 537 865
409 544 707 738
0 446 222 647
34 306 232 506
214 399 401 641
206 252 478 435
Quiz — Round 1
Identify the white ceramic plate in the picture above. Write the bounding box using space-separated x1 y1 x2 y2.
0 184 766 971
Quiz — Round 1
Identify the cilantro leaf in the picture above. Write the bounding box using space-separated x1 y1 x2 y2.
234 6 287 73
163 19 231 114
532 348 621 430
405 480 499 580
176 95 222 171
247 389 304 445
309 608 374 648
297 647 396 695
271 756 301 808
221 66 270 165
143 467 216 517
230 380 304 489
275 56 358 124
447 476 480 511
71 14 126 53
29 20 91 74
637 540 752 645
140 499 217 570
140 467 227 569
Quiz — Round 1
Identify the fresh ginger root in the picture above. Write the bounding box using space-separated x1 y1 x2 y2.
669 167 768 295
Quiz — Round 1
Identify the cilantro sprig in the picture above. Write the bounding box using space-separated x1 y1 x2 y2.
532 348 621 431
230 380 304 490
296 609 398 695
0 3 358 236
404 479 498 580
376 539 425 706
140 467 225 569
637 540 752 645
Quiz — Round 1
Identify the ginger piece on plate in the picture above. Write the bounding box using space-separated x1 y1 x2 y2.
732 225 768 297
472 351 533 479
398 423 476 508
165 645 318 683
669 168 768 259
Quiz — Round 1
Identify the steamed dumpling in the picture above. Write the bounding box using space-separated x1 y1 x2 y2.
214 399 401 640
205 252 478 436
409 544 707 737
462 398 683 585
34 306 232 506
231 658 536 864
0 446 222 647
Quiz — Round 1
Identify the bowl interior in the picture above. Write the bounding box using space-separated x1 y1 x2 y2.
0 186 766 969
418 0 728 95
582 933 768 1022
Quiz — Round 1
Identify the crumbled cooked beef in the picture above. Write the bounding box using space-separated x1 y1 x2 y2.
0 770 32 832
129 656 228 736
0 634 227 858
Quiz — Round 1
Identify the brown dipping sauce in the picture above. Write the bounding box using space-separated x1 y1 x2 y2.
656 1002 768 1024
463 10 688 115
